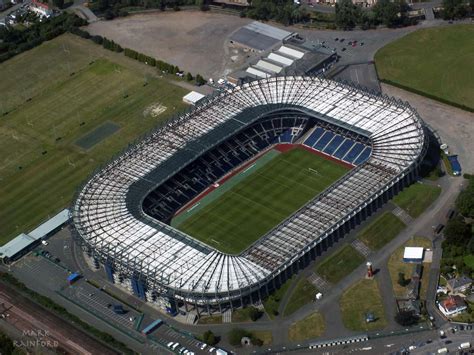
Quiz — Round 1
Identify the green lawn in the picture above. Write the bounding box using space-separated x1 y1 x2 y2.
174 147 348 254
288 312 325 342
393 183 442 218
387 236 432 300
358 212 406 250
375 25 474 110
0 34 187 245
340 279 387 331
315 244 365 284
283 278 318 317
464 254 474 269
264 277 294 320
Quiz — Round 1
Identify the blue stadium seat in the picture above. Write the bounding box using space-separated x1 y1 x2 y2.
303 127 324 147
354 147 372 165
333 139 355 159
344 143 365 163
314 131 335 150
279 129 293 143
322 135 344 155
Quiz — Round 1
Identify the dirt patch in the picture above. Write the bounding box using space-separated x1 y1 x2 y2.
87 11 252 80
143 102 167 118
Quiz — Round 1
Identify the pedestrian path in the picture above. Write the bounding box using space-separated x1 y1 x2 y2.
351 239 371 257
308 272 331 291
392 206 413 225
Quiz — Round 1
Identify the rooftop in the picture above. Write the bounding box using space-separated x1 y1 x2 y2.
403 247 424 261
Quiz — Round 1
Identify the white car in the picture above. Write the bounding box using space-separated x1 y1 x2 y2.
200 343 207 350
171 343 180 351
208 347 215 353
41 240 48 246
167 342 175 348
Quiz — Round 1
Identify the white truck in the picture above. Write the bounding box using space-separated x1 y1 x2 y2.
458 342 470 350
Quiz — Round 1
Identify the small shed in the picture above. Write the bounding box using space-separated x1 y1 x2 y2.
183 91 205 105
403 247 424 263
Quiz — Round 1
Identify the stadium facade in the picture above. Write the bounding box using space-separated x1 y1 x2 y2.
72 76 427 314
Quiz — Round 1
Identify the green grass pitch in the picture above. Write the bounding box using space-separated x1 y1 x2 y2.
0 34 187 245
174 147 349 254
375 24 474 110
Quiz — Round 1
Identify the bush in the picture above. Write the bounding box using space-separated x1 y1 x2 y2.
395 311 419 326
228 328 249 346
247 306 262 321
195 74 206 86
202 330 218 346
397 273 410 287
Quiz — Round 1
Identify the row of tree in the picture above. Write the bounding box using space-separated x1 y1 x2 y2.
440 176 474 276
441 0 474 20
335 0 417 30
242 0 311 26
0 13 87 63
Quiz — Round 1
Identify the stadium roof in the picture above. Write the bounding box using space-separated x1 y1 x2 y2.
73 76 426 301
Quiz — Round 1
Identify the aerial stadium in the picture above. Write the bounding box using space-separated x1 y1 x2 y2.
71 76 427 314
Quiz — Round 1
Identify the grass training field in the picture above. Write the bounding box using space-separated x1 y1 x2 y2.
340 279 387 331
288 312 325 342
0 34 187 245
375 25 474 110
174 147 348 254
316 244 365 284
358 212 406 250
388 236 432 300
393 182 441 218
283 278 318 317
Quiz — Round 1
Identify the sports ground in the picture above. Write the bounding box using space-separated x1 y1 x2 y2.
0 34 187 245
172 146 349 254
375 24 474 110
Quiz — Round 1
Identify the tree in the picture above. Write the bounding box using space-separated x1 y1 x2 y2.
456 177 474 217
442 0 468 19
202 330 218 346
395 311 419 326
398 272 410 287
185 72 194 81
373 0 400 27
247 306 262 321
335 0 362 29
195 74 206 86
53 0 65 9
444 216 472 246
0 332 15 355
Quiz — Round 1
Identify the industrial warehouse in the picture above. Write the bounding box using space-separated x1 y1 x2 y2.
71 76 427 314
